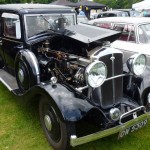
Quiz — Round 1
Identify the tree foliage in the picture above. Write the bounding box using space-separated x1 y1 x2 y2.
0 0 144 9
0 0 53 4
95 0 143 9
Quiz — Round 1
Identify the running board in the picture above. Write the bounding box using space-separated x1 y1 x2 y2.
0 69 19 91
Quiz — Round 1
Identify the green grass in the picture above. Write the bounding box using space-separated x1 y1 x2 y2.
0 83 150 150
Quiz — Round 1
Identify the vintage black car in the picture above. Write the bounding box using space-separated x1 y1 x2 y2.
0 4 150 150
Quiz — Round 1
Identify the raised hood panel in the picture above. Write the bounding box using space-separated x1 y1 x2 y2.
65 23 121 43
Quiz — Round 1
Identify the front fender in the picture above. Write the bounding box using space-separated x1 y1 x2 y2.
124 66 150 105
15 49 40 86
140 66 150 103
23 83 97 122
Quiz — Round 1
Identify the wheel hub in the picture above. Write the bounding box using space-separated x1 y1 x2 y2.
18 68 24 83
44 115 52 131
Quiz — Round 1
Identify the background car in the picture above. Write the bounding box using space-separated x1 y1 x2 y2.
90 12 99 19
96 10 129 19
77 15 89 23
114 9 140 17
89 17 150 63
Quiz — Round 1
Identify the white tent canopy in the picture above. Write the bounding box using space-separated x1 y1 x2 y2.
132 0 150 11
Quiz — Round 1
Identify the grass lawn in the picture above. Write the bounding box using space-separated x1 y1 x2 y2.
0 83 150 150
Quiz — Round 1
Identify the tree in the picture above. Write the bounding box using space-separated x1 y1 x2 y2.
0 0 144 8
95 0 143 9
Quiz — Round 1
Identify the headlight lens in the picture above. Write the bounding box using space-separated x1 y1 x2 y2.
133 54 146 75
86 61 107 88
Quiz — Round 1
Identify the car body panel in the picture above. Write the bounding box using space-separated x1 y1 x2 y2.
0 5 150 149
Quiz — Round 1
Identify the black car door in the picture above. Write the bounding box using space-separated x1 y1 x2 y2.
1 12 22 70
0 12 5 64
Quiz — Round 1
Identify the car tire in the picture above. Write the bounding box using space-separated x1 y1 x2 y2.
15 58 30 92
39 97 70 150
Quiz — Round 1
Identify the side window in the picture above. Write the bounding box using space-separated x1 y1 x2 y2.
2 13 21 39
93 22 112 29
98 13 107 18
114 24 135 43
113 23 124 31
122 24 135 42
108 13 116 17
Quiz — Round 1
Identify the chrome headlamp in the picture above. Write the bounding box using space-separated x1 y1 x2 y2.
109 108 121 121
86 61 107 88
127 54 147 76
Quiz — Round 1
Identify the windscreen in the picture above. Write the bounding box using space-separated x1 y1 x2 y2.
138 23 150 43
25 13 76 39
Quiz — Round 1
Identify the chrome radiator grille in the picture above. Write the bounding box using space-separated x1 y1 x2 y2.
91 48 123 108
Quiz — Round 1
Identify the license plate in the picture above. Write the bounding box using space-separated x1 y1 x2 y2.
118 118 148 139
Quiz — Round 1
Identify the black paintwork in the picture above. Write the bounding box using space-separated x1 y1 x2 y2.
0 4 149 148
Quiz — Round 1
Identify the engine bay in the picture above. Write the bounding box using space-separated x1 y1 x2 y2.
31 35 108 89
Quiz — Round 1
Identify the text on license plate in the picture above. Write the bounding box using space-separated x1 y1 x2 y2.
118 119 148 139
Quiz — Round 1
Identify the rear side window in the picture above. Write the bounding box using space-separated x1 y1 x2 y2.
97 13 108 18
114 24 136 43
107 13 116 17
2 13 21 39
113 24 125 31
118 12 128 17
94 22 112 29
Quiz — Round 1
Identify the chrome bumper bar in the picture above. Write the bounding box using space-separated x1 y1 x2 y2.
70 112 150 147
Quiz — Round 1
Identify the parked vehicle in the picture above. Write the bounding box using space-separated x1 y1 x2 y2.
114 9 140 17
0 4 150 150
77 15 89 23
90 12 99 19
97 10 129 19
88 17 150 62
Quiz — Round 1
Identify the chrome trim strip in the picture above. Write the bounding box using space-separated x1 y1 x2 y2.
76 74 128 92
105 74 127 82
111 53 115 104
0 77 13 91
70 112 150 147
76 85 88 92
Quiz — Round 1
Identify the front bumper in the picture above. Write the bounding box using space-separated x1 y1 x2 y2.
70 111 150 147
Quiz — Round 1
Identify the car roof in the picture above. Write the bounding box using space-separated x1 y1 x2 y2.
89 17 150 25
0 4 71 11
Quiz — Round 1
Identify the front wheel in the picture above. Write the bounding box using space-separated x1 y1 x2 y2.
39 97 71 150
